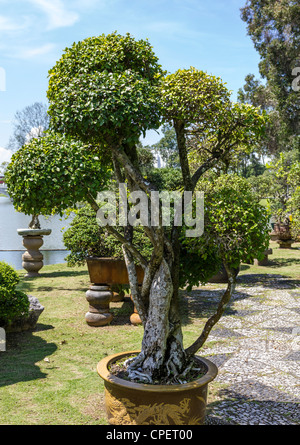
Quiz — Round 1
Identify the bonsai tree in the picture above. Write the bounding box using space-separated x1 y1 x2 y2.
5 32 267 383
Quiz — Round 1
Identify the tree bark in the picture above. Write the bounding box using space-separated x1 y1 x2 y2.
126 258 187 382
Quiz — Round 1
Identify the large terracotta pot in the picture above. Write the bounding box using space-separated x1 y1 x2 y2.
86 257 144 285
97 351 218 425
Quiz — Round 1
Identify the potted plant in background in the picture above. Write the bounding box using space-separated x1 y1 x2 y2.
5 33 268 425
63 205 151 326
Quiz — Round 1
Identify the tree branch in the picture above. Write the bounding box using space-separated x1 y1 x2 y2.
184 263 236 358
85 191 148 268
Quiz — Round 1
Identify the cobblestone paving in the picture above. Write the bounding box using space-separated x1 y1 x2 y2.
187 274 300 425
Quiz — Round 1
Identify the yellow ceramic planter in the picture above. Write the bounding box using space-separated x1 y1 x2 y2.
97 350 218 425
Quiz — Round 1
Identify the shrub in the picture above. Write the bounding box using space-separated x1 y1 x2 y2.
180 174 271 289
0 288 30 326
0 262 30 326
0 261 20 291
63 205 153 266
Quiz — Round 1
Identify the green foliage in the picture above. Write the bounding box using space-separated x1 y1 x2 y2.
241 0 300 137
136 142 155 172
63 205 123 266
180 175 270 289
146 167 183 191
287 161 300 239
0 261 20 291
5 132 112 216
63 205 153 266
152 124 179 168
47 32 164 146
0 262 29 326
161 67 231 125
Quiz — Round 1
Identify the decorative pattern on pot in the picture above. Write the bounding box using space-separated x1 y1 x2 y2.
97 351 218 426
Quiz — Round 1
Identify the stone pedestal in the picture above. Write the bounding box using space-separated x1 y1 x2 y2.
17 229 51 277
86 258 144 326
110 285 125 303
277 239 294 249
85 285 113 327
254 248 273 266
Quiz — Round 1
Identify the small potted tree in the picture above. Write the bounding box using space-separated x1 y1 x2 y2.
5 33 267 425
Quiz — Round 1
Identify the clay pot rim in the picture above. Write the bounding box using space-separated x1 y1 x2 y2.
87 256 124 261
97 350 218 393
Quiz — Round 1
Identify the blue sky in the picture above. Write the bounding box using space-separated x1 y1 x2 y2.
0 0 261 163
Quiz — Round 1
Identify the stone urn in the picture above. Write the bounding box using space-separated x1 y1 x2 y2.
17 228 51 277
85 257 144 327
273 223 294 248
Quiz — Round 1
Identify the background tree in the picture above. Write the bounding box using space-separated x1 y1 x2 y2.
241 0 300 146
151 124 179 168
7 102 50 151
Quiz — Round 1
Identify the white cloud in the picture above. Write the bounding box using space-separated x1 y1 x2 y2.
29 0 79 29
0 15 29 32
0 147 12 164
16 43 55 59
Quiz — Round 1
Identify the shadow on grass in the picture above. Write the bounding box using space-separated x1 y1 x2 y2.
0 325 57 388
236 273 300 289
110 297 135 326
267 258 300 268
23 269 89 279
179 270 300 327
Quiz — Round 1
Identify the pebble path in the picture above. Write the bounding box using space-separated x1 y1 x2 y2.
186 273 300 425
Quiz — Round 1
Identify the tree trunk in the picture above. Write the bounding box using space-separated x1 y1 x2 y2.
126 259 187 383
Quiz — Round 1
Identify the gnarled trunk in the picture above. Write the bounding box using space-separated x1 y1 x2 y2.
127 259 187 383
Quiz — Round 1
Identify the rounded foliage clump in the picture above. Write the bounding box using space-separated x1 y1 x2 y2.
5 132 112 216
0 261 20 291
0 288 30 326
63 205 123 266
180 174 270 289
47 32 165 146
63 205 153 266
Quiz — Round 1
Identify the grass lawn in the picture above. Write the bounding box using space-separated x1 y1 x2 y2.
0 241 299 425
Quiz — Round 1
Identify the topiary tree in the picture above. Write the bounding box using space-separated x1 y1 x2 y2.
5 32 268 383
